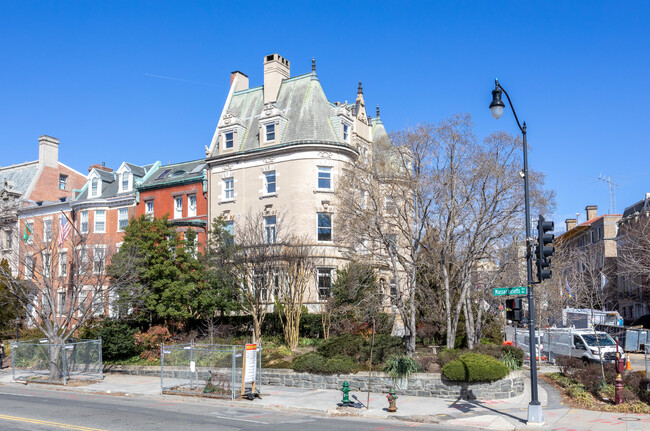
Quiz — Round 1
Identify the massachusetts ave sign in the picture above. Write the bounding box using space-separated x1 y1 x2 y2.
493 286 527 296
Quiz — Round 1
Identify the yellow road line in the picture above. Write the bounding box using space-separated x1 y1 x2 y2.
0 414 108 431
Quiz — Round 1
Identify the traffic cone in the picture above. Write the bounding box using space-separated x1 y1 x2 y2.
626 356 632 370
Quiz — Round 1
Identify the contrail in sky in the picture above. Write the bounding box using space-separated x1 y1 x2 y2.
144 73 217 87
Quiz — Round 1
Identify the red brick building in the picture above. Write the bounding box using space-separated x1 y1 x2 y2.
135 159 208 247
1 135 86 276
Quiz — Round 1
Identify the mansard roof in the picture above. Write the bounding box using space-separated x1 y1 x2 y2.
209 72 343 157
138 159 206 189
0 161 39 197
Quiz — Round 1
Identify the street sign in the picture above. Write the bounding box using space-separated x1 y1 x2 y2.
493 286 527 296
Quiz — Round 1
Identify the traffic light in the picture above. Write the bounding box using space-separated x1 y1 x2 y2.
506 298 523 321
536 215 555 281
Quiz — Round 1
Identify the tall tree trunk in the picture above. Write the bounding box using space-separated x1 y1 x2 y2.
464 295 475 349
443 264 454 348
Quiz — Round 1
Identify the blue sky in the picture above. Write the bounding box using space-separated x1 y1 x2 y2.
1 1 649 231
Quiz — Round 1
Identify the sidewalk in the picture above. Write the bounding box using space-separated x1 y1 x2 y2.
1 366 650 430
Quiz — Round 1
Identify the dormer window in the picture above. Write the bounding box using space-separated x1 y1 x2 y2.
265 124 275 142
91 178 99 197
120 172 131 192
342 123 349 142
224 131 234 149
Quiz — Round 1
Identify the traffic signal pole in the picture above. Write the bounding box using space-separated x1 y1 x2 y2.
522 123 543 424
490 80 543 425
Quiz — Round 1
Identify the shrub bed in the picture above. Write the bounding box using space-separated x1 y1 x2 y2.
545 355 650 412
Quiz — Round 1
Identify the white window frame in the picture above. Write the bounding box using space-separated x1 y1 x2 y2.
119 172 131 193
264 171 276 195
43 218 52 243
264 215 277 244
317 268 333 300
25 255 34 279
94 210 106 233
57 290 67 316
317 166 332 190
80 211 89 233
59 250 67 277
224 131 234 150
145 200 154 216
93 246 106 274
265 123 276 142
188 195 197 217
118 208 129 231
224 177 234 200
174 196 183 219
90 177 100 197
42 252 51 279
342 122 350 142
317 212 332 242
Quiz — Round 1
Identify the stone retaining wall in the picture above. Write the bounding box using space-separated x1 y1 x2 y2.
106 365 524 400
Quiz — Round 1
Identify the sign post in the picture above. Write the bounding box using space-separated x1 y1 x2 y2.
493 286 528 296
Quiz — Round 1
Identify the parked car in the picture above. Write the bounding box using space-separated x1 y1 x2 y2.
543 329 625 365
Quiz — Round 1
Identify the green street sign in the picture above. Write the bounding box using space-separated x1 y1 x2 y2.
493 286 527 296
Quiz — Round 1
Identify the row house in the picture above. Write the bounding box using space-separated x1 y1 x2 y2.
555 205 621 311
616 194 650 321
1 136 85 276
205 54 391 310
135 159 208 248
15 159 157 324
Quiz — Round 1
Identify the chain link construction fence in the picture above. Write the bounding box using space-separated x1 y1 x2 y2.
11 339 103 384
160 343 261 400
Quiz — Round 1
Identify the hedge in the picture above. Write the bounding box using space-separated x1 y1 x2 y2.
442 352 510 382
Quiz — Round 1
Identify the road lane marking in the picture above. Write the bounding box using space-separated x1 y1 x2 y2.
209 413 269 424
0 414 108 431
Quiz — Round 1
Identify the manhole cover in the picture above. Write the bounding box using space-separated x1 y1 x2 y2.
618 417 640 421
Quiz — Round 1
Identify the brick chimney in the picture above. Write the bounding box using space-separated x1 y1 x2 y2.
263 53 290 104
38 135 59 168
565 218 577 231
585 205 597 221
230 71 249 91
88 162 113 173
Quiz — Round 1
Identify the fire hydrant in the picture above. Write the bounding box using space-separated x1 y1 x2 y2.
386 388 398 412
340 381 351 407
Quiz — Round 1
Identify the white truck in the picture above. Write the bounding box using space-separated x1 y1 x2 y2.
542 328 625 365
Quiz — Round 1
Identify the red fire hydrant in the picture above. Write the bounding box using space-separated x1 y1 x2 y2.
615 338 624 405
386 388 398 412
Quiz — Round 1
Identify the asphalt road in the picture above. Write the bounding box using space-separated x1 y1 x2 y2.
0 385 454 431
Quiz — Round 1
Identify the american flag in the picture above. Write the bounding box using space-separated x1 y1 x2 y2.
58 214 71 246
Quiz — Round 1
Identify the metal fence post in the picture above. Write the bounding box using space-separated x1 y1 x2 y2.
257 346 261 393
190 344 194 390
231 346 236 401
61 343 67 385
11 342 15 381
160 342 164 395
98 338 103 380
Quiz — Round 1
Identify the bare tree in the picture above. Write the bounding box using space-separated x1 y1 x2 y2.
558 243 615 379
337 123 430 355
275 237 316 350
338 114 553 351
617 215 650 317
0 217 138 380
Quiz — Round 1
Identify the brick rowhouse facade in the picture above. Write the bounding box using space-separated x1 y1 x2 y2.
135 159 208 248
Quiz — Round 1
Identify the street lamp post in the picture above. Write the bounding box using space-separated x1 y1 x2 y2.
490 79 543 425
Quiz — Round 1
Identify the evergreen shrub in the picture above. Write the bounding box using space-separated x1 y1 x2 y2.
442 352 510 382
